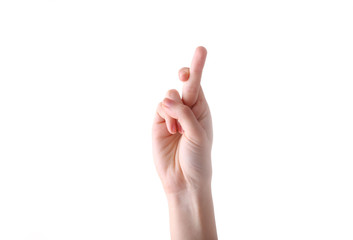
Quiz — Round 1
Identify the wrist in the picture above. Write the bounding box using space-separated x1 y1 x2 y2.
166 186 217 240
166 185 212 209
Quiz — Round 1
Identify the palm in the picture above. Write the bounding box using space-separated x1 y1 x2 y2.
152 47 213 194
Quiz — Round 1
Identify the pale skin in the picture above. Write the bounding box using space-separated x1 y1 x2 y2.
152 46 217 240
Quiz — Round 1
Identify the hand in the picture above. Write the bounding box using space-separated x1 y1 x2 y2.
152 46 217 240
152 46 213 195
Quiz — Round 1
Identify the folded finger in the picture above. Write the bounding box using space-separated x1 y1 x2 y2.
156 102 177 134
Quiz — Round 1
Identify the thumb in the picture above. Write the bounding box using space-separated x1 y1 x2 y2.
162 97 204 142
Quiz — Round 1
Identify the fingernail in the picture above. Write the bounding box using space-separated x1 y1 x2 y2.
179 69 189 81
162 98 174 108
177 121 183 134
172 124 177 134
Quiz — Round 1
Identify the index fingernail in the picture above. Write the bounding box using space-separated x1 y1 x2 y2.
179 69 189 81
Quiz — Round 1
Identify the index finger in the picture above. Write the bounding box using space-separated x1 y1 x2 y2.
182 46 207 107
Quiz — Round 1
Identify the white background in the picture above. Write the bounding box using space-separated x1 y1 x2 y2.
0 0 352 239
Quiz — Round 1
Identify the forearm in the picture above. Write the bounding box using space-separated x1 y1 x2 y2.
167 186 217 240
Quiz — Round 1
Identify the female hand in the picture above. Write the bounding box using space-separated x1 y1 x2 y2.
152 46 217 240
152 46 213 195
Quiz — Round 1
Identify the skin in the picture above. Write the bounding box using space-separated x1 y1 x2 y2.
152 46 217 240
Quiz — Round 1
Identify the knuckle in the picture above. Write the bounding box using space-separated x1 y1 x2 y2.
183 86 199 102
179 104 191 116
157 102 163 111
157 102 164 115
